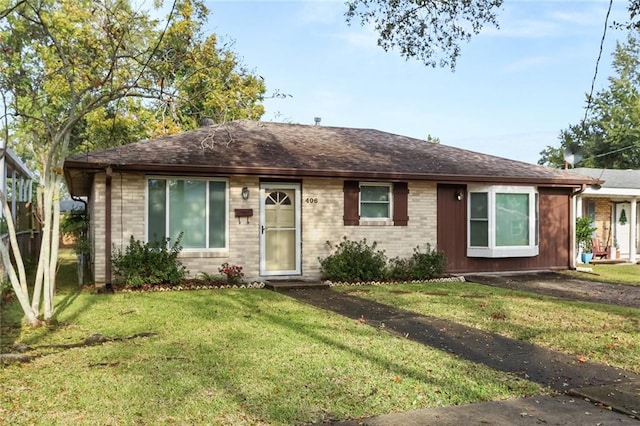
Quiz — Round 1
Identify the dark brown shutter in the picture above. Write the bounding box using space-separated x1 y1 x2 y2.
343 180 360 226
393 182 409 226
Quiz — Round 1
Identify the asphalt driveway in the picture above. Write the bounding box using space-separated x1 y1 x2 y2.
465 271 640 309
285 272 640 425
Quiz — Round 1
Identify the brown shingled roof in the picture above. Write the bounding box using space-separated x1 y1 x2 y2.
64 120 597 196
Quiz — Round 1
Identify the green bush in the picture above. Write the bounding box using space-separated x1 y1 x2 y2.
319 239 447 283
409 243 446 280
60 208 91 256
319 237 388 282
388 257 413 281
112 234 187 288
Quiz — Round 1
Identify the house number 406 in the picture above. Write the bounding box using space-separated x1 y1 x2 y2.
305 197 318 204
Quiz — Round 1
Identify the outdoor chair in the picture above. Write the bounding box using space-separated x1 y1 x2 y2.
591 238 608 260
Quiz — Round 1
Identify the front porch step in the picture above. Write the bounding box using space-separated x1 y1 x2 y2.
264 280 329 292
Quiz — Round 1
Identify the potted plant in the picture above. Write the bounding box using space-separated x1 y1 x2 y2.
576 217 597 264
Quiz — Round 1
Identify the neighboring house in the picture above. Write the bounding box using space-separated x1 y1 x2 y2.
0 146 38 272
0 146 33 226
63 120 598 286
572 168 639 263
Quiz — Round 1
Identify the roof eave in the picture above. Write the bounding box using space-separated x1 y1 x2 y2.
63 160 592 190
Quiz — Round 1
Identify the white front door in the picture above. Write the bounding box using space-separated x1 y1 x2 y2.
260 183 301 276
615 202 631 256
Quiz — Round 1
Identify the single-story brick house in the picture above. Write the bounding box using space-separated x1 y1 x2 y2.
572 168 639 263
63 120 598 286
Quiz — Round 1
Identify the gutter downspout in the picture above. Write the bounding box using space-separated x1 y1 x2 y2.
570 184 587 270
105 166 113 291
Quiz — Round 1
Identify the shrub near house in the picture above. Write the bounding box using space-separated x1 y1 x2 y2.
111 235 187 288
319 238 446 282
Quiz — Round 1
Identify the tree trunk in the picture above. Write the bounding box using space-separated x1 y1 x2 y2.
31 186 44 313
46 175 62 320
0 193 28 295
41 173 54 320
0 240 39 325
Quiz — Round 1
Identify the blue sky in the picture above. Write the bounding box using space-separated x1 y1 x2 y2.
204 1 630 164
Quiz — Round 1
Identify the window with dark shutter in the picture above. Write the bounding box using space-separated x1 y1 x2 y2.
343 180 360 225
393 182 409 226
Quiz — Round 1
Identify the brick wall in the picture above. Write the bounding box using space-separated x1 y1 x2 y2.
91 174 438 284
301 179 438 280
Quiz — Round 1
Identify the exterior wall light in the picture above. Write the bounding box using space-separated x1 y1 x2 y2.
456 190 464 201
241 187 250 200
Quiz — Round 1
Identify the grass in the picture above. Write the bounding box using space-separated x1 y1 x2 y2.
1 252 637 424
1 274 541 425
561 263 640 285
335 281 640 375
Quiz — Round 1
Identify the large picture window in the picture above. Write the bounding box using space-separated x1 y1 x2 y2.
467 186 539 258
359 183 392 220
147 178 227 250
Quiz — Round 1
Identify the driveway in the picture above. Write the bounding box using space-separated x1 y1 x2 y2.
285 273 640 424
465 271 640 309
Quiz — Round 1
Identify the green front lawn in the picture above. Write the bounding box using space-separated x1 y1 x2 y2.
1 252 637 425
562 263 640 285
335 281 640 375
1 287 542 425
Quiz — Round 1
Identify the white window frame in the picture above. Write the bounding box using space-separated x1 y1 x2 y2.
467 185 539 258
359 182 393 221
145 176 229 252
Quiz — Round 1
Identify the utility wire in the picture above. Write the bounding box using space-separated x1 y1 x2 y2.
583 0 614 125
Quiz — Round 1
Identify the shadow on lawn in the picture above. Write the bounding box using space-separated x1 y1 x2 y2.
181 291 514 424
0 252 98 350
286 289 640 392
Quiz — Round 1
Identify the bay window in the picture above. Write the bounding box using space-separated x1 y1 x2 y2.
467 186 539 257
147 178 228 250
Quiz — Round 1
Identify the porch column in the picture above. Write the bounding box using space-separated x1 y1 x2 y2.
105 167 112 290
630 198 637 263
0 144 5 219
11 169 16 219
575 196 583 218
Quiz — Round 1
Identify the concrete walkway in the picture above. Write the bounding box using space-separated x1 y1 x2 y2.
285 287 640 425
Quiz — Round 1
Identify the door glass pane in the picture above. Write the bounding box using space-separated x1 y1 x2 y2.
147 179 166 244
265 229 296 271
496 193 529 246
209 181 226 248
170 180 206 248
264 189 297 272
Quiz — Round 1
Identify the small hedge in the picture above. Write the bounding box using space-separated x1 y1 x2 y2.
112 235 188 288
318 238 388 282
319 238 446 283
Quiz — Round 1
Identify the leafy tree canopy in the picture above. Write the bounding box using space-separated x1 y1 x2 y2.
0 0 266 325
345 0 503 69
538 33 640 169
345 1 640 70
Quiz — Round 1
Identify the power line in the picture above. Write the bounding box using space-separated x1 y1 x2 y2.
583 0 614 125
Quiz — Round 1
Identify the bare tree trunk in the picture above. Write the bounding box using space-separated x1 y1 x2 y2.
0 192 28 295
45 175 62 320
0 239 39 325
41 173 54 320
31 186 44 313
